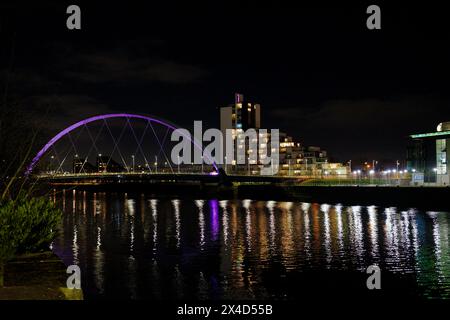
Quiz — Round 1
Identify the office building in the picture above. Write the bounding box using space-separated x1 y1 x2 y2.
407 122 450 185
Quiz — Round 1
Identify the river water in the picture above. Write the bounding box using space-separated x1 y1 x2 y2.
51 190 450 300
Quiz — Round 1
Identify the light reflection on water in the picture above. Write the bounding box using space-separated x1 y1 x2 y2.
51 190 450 300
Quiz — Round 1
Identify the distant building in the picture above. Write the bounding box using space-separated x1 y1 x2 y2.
407 122 450 185
220 93 347 176
220 93 264 168
72 156 96 173
96 155 126 173
278 133 347 177
220 93 260 133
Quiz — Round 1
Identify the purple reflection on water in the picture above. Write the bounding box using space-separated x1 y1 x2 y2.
209 199 219 241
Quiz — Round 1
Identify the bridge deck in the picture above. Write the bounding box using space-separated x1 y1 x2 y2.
36 172 304 185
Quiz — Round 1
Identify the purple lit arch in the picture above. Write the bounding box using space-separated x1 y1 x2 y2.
26 113 218 175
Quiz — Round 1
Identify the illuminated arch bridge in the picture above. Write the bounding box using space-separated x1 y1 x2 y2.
27 113 219 178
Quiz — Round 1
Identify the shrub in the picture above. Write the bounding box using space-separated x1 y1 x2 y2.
0 195 62 287
14 196 62 253
0 201 28 286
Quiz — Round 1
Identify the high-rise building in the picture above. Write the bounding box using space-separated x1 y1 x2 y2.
220 93 263 169
219 93 347 176
220 93 260 133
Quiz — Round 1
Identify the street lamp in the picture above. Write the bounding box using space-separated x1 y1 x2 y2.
131 155 135 172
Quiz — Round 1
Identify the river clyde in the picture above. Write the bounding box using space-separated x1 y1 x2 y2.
51 190 450 300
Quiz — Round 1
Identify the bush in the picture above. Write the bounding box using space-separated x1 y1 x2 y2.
0 201 28 286
15 196 63 253
0 195 62 286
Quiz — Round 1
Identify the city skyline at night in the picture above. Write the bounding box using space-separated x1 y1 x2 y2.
1 1 450 314
1 2 450 164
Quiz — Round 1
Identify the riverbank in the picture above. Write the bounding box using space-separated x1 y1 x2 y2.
0 252 83 300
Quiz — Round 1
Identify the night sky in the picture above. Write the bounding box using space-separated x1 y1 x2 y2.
1 1 449 166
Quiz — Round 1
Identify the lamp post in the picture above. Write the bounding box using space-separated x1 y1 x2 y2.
131 155 135 173
155 155 158 173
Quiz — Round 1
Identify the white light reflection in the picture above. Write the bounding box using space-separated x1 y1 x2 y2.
367 206 379 260
127 199 136 254
243 200 252 252
350 206 364 267
266 201 276 251
384 207 400 263
335 204 344 256
427 211 442 266
172 199 181 249
196 200 205 250
301 202 310 213
400 210 411 253
321 204 331 265
96 227 102 250
150 199 158 255
72 225 79 265
303 204 311 259
220 200 229 248
94 226 104 294
409 209 419 262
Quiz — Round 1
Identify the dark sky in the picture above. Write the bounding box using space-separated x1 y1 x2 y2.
1 1 449 165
